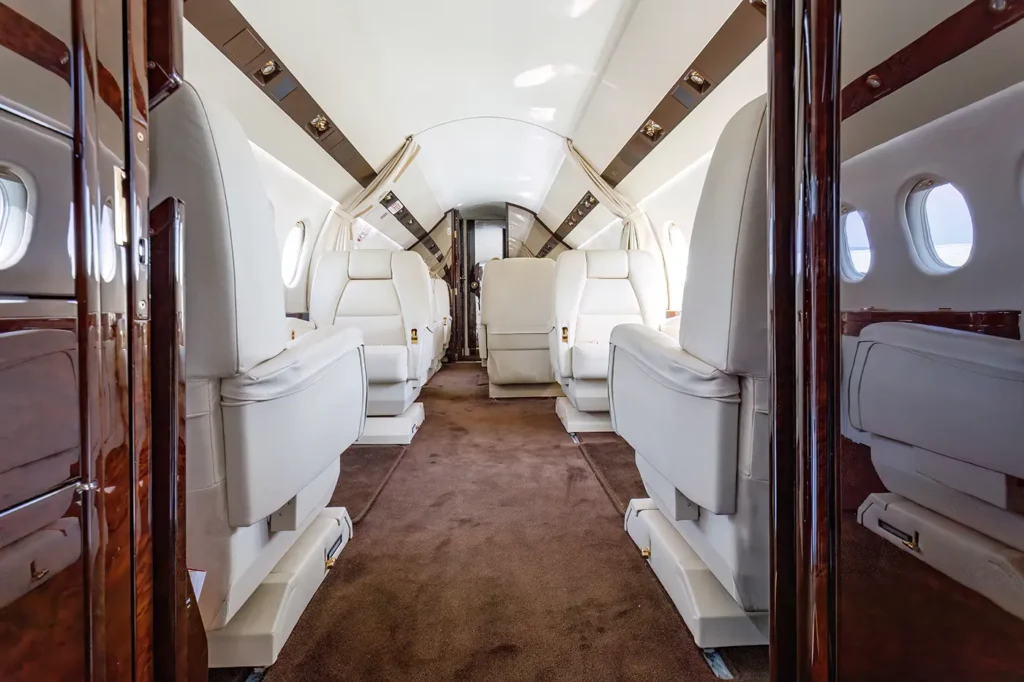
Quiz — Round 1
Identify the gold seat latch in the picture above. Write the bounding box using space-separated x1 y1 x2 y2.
561 327 569 343
411 329 419 345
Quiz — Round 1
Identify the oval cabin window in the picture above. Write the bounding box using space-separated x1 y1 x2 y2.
281 220 306 286
841 208 871 280
0 166 34 270
907 179 974 271
280 218 303 280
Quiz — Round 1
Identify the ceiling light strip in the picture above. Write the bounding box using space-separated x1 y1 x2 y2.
538 0 765 255
184 0 378 187
841 0 1024 120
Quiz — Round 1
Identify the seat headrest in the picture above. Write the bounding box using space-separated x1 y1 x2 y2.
348 250 394 279
584 250 629 279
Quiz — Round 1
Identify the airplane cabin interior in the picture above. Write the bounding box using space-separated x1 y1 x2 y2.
1 0 1023 680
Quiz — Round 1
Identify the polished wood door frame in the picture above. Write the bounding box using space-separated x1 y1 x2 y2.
767 0 798 678
769 0 842 680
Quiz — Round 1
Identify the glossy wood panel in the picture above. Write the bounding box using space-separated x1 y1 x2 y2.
767 0 798 678
0 483 88 682
150 197 206 680
148 0 183 107
126 1 154 679
769 0 842 679
796 2 842 678
839 309 1021 340
0 304 81 512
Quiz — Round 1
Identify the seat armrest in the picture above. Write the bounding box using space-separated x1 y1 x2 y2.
222 326 364 403
659 316 681 339
285 317 317 342
861 323 1024 376
610 324 739 401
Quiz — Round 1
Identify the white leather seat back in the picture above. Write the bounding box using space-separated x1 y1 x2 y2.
679 95 769 380
482 258 556 334
311 250 406 345
311 251 432 350
150 82 287 380
311 250 434 415
558 250 663 344
553 250 665 388
481 259 557 385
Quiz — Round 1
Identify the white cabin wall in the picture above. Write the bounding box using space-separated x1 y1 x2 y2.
251 144 339 314
839 81 1024 324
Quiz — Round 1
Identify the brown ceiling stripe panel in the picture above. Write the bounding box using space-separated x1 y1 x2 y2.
536 192 598 257
600 0 765 188
381 191 442 259
538 0 765 255
184 0 377 187
841 0 1024 120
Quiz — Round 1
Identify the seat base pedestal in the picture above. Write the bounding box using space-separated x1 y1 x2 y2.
207 507 353 668
489 382 564 399
555 397 612 433
357 403 425 445
858 492 1024 620
625 498 769 649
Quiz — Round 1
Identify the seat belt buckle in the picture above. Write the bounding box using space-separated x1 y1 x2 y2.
411 329 419 345
561 327 569 343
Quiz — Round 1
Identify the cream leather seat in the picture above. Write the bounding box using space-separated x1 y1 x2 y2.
609 96 769 648
151 83 368 667
429 277 451 378
849 322 1024 619
311 250 433 417
481 258 561 398
551 250 665 431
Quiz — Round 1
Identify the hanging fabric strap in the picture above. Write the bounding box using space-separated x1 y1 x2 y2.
565 140 645 250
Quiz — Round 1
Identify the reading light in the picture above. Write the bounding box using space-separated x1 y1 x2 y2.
686 71 706 87
310 114 330 133
642 119 664 140
260 60 278 77
866 74 882 89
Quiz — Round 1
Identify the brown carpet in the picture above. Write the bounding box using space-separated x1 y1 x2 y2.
577 437 645 516
839 511 1024 681
331 445 407 524
263 365 766 681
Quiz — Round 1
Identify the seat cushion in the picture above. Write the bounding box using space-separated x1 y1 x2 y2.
364 345 410 384
572 342 611 380
849 323 1024 477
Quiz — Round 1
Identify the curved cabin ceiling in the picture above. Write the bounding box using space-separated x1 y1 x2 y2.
228 0 640 213
183 0 1024 249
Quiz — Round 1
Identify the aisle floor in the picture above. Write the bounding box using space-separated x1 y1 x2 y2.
263 365 768 681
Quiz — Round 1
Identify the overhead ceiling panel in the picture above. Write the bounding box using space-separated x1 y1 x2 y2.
570 0 741 170
183 21 360 202
230 0 637 211
416 118 567 213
